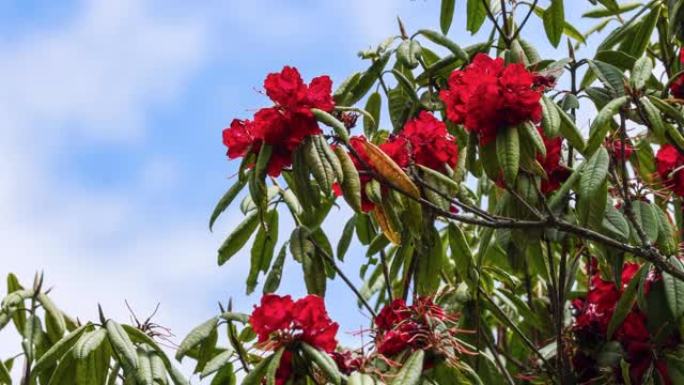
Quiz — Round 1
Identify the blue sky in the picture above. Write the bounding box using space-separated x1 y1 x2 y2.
0 0 603 380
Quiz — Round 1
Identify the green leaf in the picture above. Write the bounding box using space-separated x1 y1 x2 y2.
391 350 424 385
265 348 284 385
543 0 565 47
607 264 647 339
136 347 154 385
37 293 65 341
348 52 392 106
583 2 641 18
334 146 363 213
448 222 475 283
337 217 356 262
440 0 455 34
32 323 89 376
623 7 660 58
396 40 422 70
290 227 314 263
587 60 625 95
0 360 10 385
466 0 486 34
416 30 467 61
242 355 273 385
209 178 247 231
577 180 608 229
633 201 659 243
663 257 684 320
311 108 350 144
541 96 560 138
176 317 219 361
555 103 586 153
639 96 666 141
496 125 520 186
122 325 189 385
247 210 279 294
602 205 630 241
586 96 629 156
630 56 653 90
74 328 107 359
580 147 610 198
305 135 341 192
520 122 546 158
301 343 344 385
105 320 138 375
200 350 232 379
217 212 259 266
210 363 236 385
263 243 288 294
364 92 381 136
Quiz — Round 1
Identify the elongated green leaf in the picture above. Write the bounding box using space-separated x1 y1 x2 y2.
105 320 138 375
496 125 520 186
396 40 422 70
416 30 467 60
391 350 424 385
630 56 653 90
348 52 391 106
520 122 546 158
337 217 356 262
32 323 89 376
624 7 660 58
301 343 343 385
311 108 350 144
583 2 641 18
176 317 219 361
364 92 381 136
210 363 236 385
200 350 232 379
263 243 288 294
580 147 609 198
150 352 167 384
121 325 189 385
217 212 259 266
448 223 475 283
541 96 560 138
247 210 279 294
555 103 586 152
466 0 487 34
74 328 107 359
586 96 629 156
663 257 684 320
334 146 363 213
607 264 646 339
543 0 565 47
639 96 666 141
209 178 247 231
38 293 65 340
602 205 630 241
242 355 273 385
588 60 625 95
0 360 9 385
440 0 455 34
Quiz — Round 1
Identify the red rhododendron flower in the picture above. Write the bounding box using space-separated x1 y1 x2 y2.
607 139 633 160
382 112 459 172
373 297 468 361
671 75 684 99
680 48 684 64
249 294 339 385
222 66 334 176
331 350 364 375
536 128 570 194
439 54 543 145
656 144 684 196
572 263 674 384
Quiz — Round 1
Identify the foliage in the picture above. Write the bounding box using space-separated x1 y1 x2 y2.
3 0 684 384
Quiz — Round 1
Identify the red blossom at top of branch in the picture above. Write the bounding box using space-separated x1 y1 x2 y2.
656 144 684 197
222 66 334 176
439 54 543 145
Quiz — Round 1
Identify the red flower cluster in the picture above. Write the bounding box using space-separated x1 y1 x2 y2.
374 297 447 356
439 54 543 145
222 66 334 176
656 144 684 196
572 263 670 384
381 111 459 172
333 113 458 212
249 294 339 385
671 75 684 99
537 128 570 194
